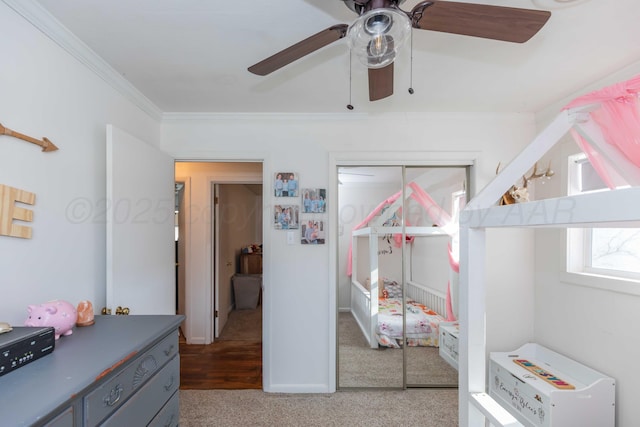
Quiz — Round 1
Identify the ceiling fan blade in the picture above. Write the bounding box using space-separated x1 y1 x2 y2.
248 24 348 75
368 64 394 101
411 1 551 43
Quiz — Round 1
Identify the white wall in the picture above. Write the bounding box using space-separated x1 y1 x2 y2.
162 112 539 392
0 3 161 325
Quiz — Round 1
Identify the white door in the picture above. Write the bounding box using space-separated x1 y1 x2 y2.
106 125 175 314
213 184 234 338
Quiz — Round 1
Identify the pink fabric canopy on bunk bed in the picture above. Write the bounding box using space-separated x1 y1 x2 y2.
563 74 640 188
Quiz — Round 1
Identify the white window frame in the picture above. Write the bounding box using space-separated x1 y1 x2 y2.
562 153 640 295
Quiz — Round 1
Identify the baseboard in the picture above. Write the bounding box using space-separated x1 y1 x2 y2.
264 384 332 394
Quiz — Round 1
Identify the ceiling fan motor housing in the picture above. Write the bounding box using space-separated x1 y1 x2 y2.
343 0 406 15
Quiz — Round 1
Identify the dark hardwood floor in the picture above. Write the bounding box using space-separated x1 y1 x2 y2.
179 317 262 389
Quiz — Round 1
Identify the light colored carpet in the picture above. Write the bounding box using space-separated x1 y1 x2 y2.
218 306 262 341
338 312 458 388
179 389 458 426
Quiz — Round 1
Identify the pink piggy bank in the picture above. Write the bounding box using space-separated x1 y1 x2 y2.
25 300 78 340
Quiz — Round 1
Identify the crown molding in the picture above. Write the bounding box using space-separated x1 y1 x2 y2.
3 0 163 121
162 111 531 123
162 112 372 122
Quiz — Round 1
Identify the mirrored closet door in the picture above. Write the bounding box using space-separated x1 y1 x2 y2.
337 165 466 389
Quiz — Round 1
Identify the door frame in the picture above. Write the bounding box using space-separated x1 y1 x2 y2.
174 160 266 346
175 177 189 337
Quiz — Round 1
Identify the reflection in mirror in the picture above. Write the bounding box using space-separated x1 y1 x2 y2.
403 166 464 387
337 165 465 389
338 166 403 387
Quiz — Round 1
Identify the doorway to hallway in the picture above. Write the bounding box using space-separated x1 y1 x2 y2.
175 161 263 390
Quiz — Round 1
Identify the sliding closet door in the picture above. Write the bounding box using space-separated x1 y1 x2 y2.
337 166 404 388
403 166 463 387
337 165 466 389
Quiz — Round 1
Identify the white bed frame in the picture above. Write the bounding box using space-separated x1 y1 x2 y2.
459 106 640 426
350 225 450 348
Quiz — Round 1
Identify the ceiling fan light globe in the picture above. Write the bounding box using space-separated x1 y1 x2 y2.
347 8 411 69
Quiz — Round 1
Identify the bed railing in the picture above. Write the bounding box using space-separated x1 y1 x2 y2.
350 279 447 348
406 280 447 317
350 279 375 348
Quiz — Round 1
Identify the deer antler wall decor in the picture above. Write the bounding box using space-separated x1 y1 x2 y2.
496 161 554 205
0 122 59 152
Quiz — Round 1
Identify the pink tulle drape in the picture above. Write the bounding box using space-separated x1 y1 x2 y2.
407 182 453 227
563 74 640 188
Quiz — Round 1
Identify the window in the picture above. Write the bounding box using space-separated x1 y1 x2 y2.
567 154 640 282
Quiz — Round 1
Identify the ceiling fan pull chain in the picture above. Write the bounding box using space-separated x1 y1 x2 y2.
347 48 354 110
408 29 414 95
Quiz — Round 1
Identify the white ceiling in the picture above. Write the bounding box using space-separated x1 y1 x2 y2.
31 0 640 114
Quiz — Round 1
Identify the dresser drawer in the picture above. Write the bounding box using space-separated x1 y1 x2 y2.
44 406 74 427
83 331 179 426
100 355 180 426
148 390 179 427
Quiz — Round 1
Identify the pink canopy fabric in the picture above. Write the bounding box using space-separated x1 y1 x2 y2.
563 74 640 188
407 182 453 228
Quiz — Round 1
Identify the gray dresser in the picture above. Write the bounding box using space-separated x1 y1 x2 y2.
0 314 184 426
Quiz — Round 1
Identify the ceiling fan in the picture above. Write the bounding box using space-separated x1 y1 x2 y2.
248 0 551 102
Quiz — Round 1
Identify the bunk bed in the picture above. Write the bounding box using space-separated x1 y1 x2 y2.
459 75 640 426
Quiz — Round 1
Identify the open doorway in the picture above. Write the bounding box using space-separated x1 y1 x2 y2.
214 183 263 339
175 161 263 389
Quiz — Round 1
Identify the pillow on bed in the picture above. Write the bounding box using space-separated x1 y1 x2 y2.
363 277 392 298
383 280 402 299
366 277 386 298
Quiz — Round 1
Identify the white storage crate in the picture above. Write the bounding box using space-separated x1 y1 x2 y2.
439 321 459 370
489 343 615 427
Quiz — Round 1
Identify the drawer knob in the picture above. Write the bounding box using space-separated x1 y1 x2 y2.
164 374 176 391
163 344 175 356
103 384 123 407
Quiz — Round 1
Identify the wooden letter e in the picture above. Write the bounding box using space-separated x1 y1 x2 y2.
0 184 36 239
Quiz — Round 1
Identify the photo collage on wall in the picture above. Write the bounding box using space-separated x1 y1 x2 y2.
273 172 325 244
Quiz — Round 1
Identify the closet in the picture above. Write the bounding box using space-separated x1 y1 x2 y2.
337 165 468 388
